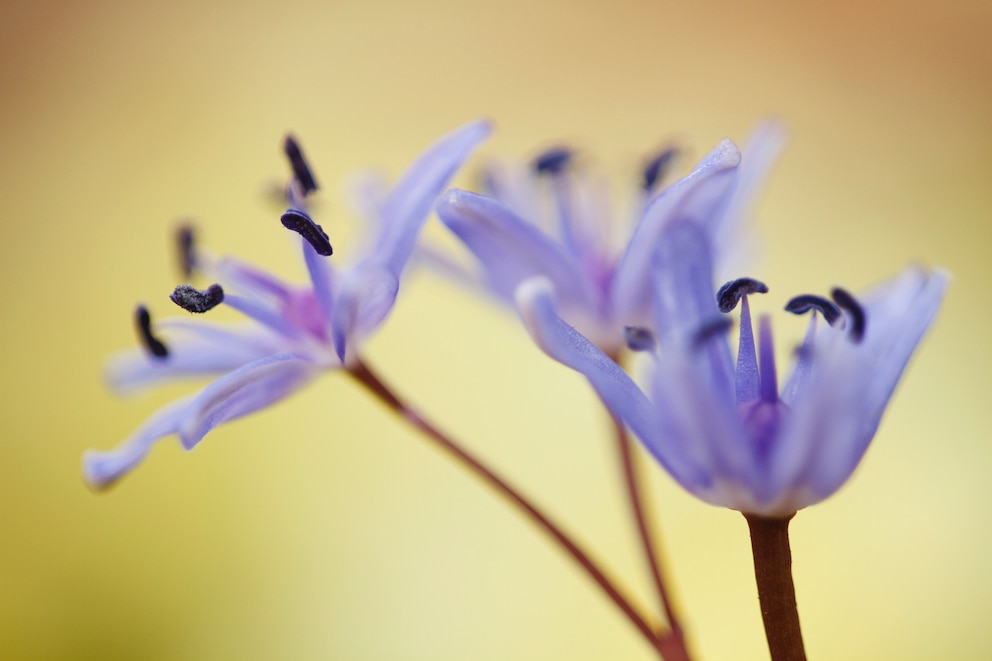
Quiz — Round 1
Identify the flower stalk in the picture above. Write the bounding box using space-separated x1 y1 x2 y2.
611 416 690 660
348 357 667 657
744 513 807 661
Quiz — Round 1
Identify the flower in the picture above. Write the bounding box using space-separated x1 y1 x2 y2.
516 219 948 516
83 120 491 490
434 122 786 353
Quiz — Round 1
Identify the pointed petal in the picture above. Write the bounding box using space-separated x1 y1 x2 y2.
330 265 399 363
82 395 197 490
708 120 787 272
645 220 762 498
223 294 307 338
515 278 710 490
437 189 596 308
374 120 492 277
205 254 293 304
611 139 741 325
105 322 279 394
178 353 319 449
771 267 949 509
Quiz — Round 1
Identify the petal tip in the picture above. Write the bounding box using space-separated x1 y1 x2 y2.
82 450 127 492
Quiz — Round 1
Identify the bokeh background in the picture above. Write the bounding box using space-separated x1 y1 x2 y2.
2 0 990 659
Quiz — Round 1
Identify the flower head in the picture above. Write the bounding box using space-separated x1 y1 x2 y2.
83 120 491 490
435 122 786 353
517 219 948 516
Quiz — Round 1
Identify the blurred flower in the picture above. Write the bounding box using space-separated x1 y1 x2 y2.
517 219 948 516
83 120 491 490
435 122 785 353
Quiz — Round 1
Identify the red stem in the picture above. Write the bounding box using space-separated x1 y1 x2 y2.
349 358 663 656
744 513 807 661
611 417 691 661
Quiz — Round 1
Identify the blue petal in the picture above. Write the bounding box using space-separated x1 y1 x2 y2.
707 120 787 271
515 277 710 490
647 221 762 497
330 265 399 363
437 189 597 309
611 139 742 326
177 353 319 449
206 255 293 303
82 395 197 490
105 322 280 394
771 267 949 509
374 119 492 277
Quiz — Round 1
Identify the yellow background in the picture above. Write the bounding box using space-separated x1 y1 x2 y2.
2 0 990 659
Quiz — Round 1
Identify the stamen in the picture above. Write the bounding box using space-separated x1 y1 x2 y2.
283 135 318 195
784 294 842 326
735 297 759 404
281 209 333 256
170 284 225 314
623 326 657 352
135 305 168 359
641 147 677 192
758 315 778 403
831 287 866 343
693 316 734 349
532 147 572 176
716 277 769 313
175 224 196 279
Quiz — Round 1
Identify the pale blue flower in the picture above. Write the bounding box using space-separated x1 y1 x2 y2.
83 120 491 489
516 219 948 515
435 122 785 353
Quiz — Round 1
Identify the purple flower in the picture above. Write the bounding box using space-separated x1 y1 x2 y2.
435 122 786 353
83 120 491 490
516 219 948 515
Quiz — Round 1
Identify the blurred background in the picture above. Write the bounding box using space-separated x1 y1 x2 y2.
2 0 990 659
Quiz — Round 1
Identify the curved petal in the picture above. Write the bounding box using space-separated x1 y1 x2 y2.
374 119 492 277
515 277 710 490
646 220 761 498
611 139 742 326
205 254 293 304
330 265 400 363
105 323 279 394
771 266 949 509
437 189 597 309
178 353 319 449
82 394 197 490
708 120 787 273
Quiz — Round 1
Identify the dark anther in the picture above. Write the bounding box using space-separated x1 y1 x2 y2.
280 209 333 256
831 287 866 343
532 147 572 175
693 316 734 348
283 135 318 195
784 294 842 326
176 224 196 279
135 305 168 359
623 326 657 352
642 147 678 191
716 277 769 313
170 284 225 314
